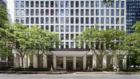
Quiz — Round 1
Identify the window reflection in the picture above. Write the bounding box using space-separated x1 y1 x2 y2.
51 1 54 7
76 9 79 15
86 17 89 24
96 1 99 7
101 9 104 16
56 25 59 32
31 17 34 24
91 9 94 16
121 1 124 8
46 1 49 7
60 17 64 24
46 17 49 24
66 1 69 7
116 9 119 16
116 1 119 8
51 17 54 24
116 18 119 24
56 17 59 24
61 9 64 16
86 1 89 7
101 17 104 24
21 1 24 8
91 1 94 7
21 9 24 16
46 9 49 15
66 26 69 32
96 9 99 16
111 18 114 24
61 26 64 32
36 1 39 7
41 9 44 15
31 9 34 15
91 18 94 24
81 26 84 32
121 9 124 16
56 1 59 7
16 9 19 16
76 17 79 24
71 26 74 32
81 1 84 7
71 1 74 7
16 1 19 8
71 9 74 15
106 9 109 16
41 17 44 24
26 1 29 7
60 1 64 7
111 9 114 16
96 17 99 24
106 18 109 24
56 9 59 15
16 17 19 22
81 17 84 24
31 1 34 7
81 9 84 16
101 1 104 7
66 17 69 24
21 17 24 24
36 17 39 24
26 17 29 24
66 9 69 16
76 26 79 32
51 9 54 15
86 9 89 16
41 1 44 7
36 9 39 15
76 1 79 7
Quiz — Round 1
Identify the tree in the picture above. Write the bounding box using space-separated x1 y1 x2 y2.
74 25 126 68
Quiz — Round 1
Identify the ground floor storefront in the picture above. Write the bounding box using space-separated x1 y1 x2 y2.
13 49 127 70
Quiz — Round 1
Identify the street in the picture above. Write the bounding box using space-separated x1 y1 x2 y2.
0 74 140 79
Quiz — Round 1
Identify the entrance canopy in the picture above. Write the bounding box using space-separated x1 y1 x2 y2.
50 48 90 57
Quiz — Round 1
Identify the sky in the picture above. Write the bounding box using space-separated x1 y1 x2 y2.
7 0 14 23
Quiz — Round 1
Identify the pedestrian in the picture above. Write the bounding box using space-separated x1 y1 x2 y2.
117 66 119 72
114 66 117 72
50 65 53 71
87 66 90 71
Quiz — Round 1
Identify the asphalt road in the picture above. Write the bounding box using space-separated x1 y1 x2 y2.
0 74 140 79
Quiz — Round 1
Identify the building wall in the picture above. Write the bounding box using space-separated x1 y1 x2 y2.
0 0 7 6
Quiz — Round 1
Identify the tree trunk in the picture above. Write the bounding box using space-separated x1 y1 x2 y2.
22 56 23 68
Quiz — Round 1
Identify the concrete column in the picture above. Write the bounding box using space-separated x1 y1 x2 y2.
123 55 127 69
94 42 96 49
33 54 38 68
14 54 19 68
92 55 97 68
103 55 107 68
113 55 118 67
43 53 47 68
63 56 66 70
104 42 106 49
73 56 76 70
83 55 86 70
28 55 30 67
23 55 28 68
53 55 57 70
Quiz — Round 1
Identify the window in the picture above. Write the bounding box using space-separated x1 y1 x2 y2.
111 9 114 16
46 17 49 24
16 9 19 16
91 18 94 24
96 9 99 16
106 26 109 30
41 9 44 15
61 42 64 48
121 1 124 8
66 26 69 32
16 17 19 22
26 1 29 7
16 1 19 8
60 17 64 24
96 17 99 24
71 42 74 48
71 26 74 32
71 17 74 23
116 1 119 8
91 9 94 16
51 17 54 24
81 9 84 16
36 1 39 7
111 18 114 24
76 26 79 32
66 17 69 24
56 17 59 24
60 9 64 16
46 25 49 30
76 1 79 7
51 25 54 32
76 17 79 24
81 26 84 32
111 2 114 8
46 1 49 7
61 26 64 32
41 1 44 7
111 26 114 28
91 26 94 28
31 1 34 7
26 9 29 15
31 17 34 24
106 2 109 7
36 9 39 15
106 9 109 16
96 1 99 7
81 1 84 7
91 1 94 7
116 9 119 16
121 9 124 16
81 17 84 24
101 1 104 7
101 17 104 24
66 1 69 7
31 9 34 15
116 18 119 24
116 26 119 30
71 9 74 15
86 1 89 7
21 9 24 16
121 26 124 31
56 1 59 7
41 17 44 24
36 17 39 24
60 1 64 7
101 9 104 16
51 9 54 15
101 26 104 30
41 25 44 30
76 9 79 15
66 35 69 40
46 9 49 15
106 18 109 24
26 17 29 24
71 1 74 7
86 9 89 16
86 26 89 29
21 1 24 8
121 18 124 24
86 18 89 24
51 1 54 7
56 9 59 15
56 26 59 32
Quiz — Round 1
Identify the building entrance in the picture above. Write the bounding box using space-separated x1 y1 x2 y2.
66 57 73 70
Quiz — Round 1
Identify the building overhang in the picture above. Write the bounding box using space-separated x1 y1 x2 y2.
49 48 90 57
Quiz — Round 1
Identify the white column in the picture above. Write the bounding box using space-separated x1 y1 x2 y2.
73 56 76 70
43 53 47 68
14 54 19 68
83 55 86 70
92 55 97 68
94 42 96 49
113 55 118 67
33 54 38 68
23 55 28 68
123 55 127 69
28 55 30 67
63 56 66 70
103 55 107 68
53 55 57 70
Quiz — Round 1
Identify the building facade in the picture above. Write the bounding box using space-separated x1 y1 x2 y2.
14 0 127 70
0 0 7 6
